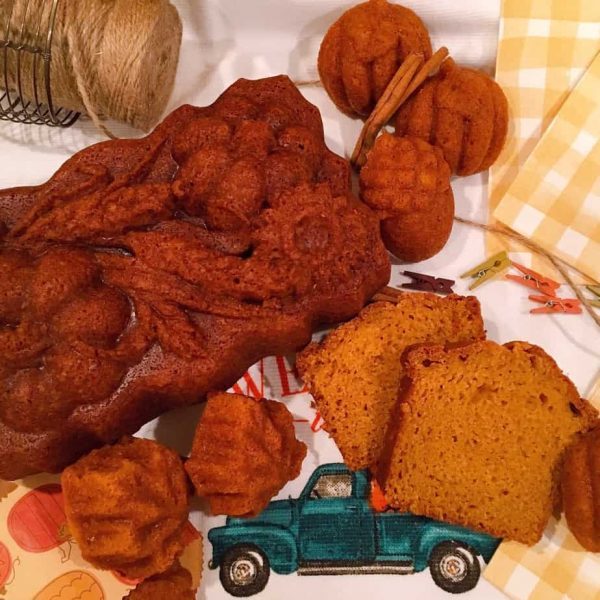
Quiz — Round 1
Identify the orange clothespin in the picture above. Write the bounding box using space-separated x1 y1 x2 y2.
506 262 560 297
528 294 582 314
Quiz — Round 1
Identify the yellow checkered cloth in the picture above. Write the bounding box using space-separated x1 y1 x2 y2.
493 50 600 281
488 0 600 276
484 377 600 600
485 520 600 600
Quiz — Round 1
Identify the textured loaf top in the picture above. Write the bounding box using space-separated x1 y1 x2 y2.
296 293 485 470
377 341 598 545
0 75 390 479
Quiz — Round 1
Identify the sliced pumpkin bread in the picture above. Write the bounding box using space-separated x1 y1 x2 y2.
376 341 598 544
296 293 485 470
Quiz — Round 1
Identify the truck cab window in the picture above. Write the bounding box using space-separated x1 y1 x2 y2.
309 473 352 499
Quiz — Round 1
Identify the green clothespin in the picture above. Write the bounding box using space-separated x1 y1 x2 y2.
587 285 600 308
461 251 511 290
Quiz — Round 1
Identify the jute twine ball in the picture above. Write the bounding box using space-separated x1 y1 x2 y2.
0 0 182 132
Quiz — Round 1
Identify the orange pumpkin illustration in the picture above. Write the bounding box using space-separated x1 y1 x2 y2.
33 571 104 600
0 542 11 587
8 484 71 552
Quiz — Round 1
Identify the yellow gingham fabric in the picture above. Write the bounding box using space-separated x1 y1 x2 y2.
485 521 600 600
493 50 600 281
484 377 600 600
488 0 600 274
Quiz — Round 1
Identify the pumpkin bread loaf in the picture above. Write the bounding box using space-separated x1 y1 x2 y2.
296 293 485 470
376 341 598 545
0 75 390 481
185 392 307 517
561 426 600 551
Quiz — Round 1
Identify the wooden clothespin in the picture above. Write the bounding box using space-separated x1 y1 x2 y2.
461 251 511 290
402 271 455 295
506 262 560 297
587 285 600 309
529 294 582 314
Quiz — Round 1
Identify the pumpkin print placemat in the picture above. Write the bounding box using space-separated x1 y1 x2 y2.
0 473 202 600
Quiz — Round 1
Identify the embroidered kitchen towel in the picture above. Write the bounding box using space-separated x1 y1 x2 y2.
487 0 600 267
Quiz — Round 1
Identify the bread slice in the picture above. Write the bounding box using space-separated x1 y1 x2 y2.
296 293 485 470
376 341 598 545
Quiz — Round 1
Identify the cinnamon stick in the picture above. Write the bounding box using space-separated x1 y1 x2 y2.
381 285 403 297
396 47 449 108
351 47 449 169
351 53 423 168
371 293 400 304
370 285 405 304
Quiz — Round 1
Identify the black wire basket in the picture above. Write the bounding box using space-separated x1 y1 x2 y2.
0 0 79 126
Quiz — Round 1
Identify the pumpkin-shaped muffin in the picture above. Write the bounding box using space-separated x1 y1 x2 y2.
318 0 432 117
185 392 307 517
561 426 600 552
62 437 190 579
124 561 196 600
395 58 508 175
359 133 454 262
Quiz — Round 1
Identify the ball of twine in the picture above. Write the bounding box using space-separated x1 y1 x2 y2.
1 0 182 136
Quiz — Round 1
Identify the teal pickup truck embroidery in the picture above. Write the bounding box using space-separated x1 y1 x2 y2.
208 463 501 597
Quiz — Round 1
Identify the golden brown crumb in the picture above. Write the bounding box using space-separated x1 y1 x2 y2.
377 341 598 545
297 293 485 470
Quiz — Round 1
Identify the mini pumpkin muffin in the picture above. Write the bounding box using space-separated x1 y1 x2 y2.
359 133 454 262
562 426 600 552
62 436 190 579
185 392 307 517
395 58 508 175
123 561 196 600
318 0 432 117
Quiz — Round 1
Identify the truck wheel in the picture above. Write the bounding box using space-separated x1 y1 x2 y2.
428 541 480 594
219 544 270 597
